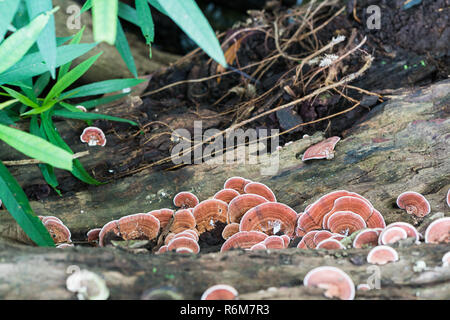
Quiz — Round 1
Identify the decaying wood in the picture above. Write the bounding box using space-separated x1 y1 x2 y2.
0 238 448 300
0 80 448 242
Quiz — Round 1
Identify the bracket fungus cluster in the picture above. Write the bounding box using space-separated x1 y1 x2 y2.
39 215 72 245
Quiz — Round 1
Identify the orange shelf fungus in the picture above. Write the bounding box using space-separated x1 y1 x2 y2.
213 188 240 204
263 235 285 249
326 211 366 235
201 284 238 300
365 209 386 229
396 191 431 217
117 213 160 241
296 230 319 249
367 245 399 265
352 229 379 249
304 190 353 228
80 127 106 147
243 182 277 202
87 228 102 243
173 230 198 242
378 226 408 245
239 202 298 237
156 245 168 254
193 199 228 233
296 213 321 237
316 238 345 250
323 196 373 228
147 209 174 229
223 177 251 194
43 219 71 244
280 234 290 248
221 223 240 240
220 231 268 252
98 220 121 247
173 192 199 209
167 236 200 254
385 222 419 243
176 229 199 242
313 230 333 246
170 209 196 234
228 194 268 224
424 217 450 244
249 242 267 250
301 136 341 161
303 266 355 300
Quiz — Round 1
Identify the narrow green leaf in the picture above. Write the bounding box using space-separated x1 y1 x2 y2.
43 52 103 106
0 123 73 171
53 108 138 126
25 0 58 78
151 0 226 67
61 78 145 99
115 19 138 78
92 0 118 45
0 0 21 42
136 0 154 48
79 92 129 109
0 110 15 125
0 43 98 85
58 26 86 81
0 6 59 74
41 113 102 186
118 2 139 25
1 86 40 109
79 0 93 15
0 99 19 110
0 160 55 247
33 72 51 97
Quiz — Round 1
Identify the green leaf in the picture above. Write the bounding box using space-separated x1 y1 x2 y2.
0 0 21 42
0 6 59 74
0 99 19 110
43 52 103 107
53 108 138 126
115 19 138 78
118 2 139 25
58 26 86 81
61 78 145 99
0 110 15 125
79 0 93 15
79 92 129 109
1 85 40 109
0 160 55 247
0 123 73 170
149 0 226 67
25 0 58 78
0 43 97 85
136 0 154 48
41 112 102 186
33 72 51 97
92 0 118 45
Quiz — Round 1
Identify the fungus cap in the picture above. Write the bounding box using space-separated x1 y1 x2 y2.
147 209 174 229
44 220 71 244
327 211 366 235
220 231 268 252
170 209 196 234
213 188 240 204
98 220 120 247
176 229 199 241
173 230 198 242
156 245 168 254
313 230 333 246
366 209 386 229
249 242 267 250
352 229 379 249
239 202 298 237
201 284 238 300
263 235 285 249
385 222 419 242
221 223 240 240
302 136 341 161
378 226 408 245
357 284 371 291
323 196 373 228
193 199 228 233
367 245 399 265
296 230 319 249
316 238 345 250
303 266 355 300
424 217 450 244
296 213 321 237
173 192 199 209
396 191 431 217
117 213 160 241
80 127 106 147
280 234 290 248
87 228 102 242
228 193 268 223
167 236 200 254
243 182 277 202
223 177 250 194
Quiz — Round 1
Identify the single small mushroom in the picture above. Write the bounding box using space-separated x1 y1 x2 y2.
173 192 199 209
228 193 268 223
326 211 367 236
263 235 285 249
213 188 240 204
378 226 408 245
396 191 431 217
352 229 379 249
167 236 200 254
44 219 71 244
239 202 298 237
367 245 399 265
424 217 450 244
223 177 251 194
200 284 238 300
87 228 102 243
221 223 240 240
243 182 277 202
249 242 267 250
303 266 355 300
193 199 228 233
80 127 106 147
220 231 268 252
301 136 341 161
316 238 345 250
170 209 196 234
